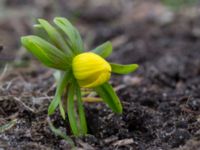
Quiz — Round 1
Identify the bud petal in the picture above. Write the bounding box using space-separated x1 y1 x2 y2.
72 52 111 88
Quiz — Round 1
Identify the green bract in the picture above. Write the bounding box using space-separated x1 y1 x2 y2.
21 17 139 136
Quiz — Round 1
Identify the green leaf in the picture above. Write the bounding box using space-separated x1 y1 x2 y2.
33 24 50 41
95 82 122 114
21 35 71 71
110 63 139 74
48 71 71 115
67 83 79 136
75 83 87 135
34 24 72 52
91 41 112 58
59 101 66 120
48 97 60 116
54 17 84 54
38 19 73 56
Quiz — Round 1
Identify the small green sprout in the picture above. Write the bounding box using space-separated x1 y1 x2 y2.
21 17 139 136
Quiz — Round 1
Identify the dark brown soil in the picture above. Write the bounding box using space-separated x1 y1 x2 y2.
1 0 200 150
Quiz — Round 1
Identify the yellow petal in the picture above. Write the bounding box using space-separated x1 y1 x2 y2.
72 52 111 88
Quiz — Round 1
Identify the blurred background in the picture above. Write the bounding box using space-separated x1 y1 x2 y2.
1 0 200 69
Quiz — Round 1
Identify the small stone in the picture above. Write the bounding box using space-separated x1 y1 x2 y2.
187 98 200 111
171 129 191 147
59 139 74 149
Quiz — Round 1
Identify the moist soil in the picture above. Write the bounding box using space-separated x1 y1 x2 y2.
1 1 200 150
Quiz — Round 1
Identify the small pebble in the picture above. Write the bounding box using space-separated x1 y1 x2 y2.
187 98 200 111
171 129 191 147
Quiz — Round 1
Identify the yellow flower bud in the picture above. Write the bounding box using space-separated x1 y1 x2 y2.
72 52 111 88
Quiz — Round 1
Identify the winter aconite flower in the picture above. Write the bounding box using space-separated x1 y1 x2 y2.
21 17 139 136
72 52 111 88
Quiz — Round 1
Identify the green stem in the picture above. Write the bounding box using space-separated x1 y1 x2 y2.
67 84 79 136
75 83 87 135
